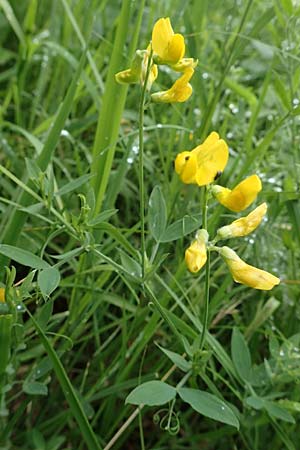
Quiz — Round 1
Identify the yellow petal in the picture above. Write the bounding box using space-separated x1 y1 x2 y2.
151 67 194 103
220 246 280 290
174 131 229 186
212 175 262 212
152 18 174 61
174 151 198 184
217 203 267 239
0 288 5 302
193 138 229 186
185 230 208 273
152 17 185 64
168 33 185 63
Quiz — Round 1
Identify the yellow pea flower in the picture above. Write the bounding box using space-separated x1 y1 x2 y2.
0 288 5 302
212 175 262 212
152 17 185 64
185 230 208 273
151 67 194 103
220 246 280 290
217 203 267 239
175 131 229 186
115 49 158 89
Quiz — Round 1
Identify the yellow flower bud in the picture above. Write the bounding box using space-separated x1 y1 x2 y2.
151 67 194 103
152 18 185 65
220 246 280 290
115 50 158 90
217 203 267 239
0 288 5 303
115 51 144 85
175 132 229 186
185 230 208 273
212 175 262 212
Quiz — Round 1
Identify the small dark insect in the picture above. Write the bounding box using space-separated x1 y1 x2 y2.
214 170 222 180
185 155 190 161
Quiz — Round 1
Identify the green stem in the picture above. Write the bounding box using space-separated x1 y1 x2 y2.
138 49 153 280
199 250 210 351
202 185 208 229
199 185 209 350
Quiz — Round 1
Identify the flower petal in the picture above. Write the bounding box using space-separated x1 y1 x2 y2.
185 230 208 273
151 67 194 103
168 33 185 63
152 17 174 61
217 203 268 239
212 175 262 211
220 246 280 290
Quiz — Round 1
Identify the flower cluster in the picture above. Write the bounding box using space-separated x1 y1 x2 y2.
177 133 280 291
115 18 197 103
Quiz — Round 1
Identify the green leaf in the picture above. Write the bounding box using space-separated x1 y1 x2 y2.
148 186 167 242
23 381 48 396
126 381 176 406
25 157 42 180
231 327 252 382
88 209 118 226
37 301 53 329
0 245 49 269
160 214 202 242
178 388 239 429
119 251 141 279
245 395 265 410
56 174 93 196
265 401 295 424
38 267 61 297
156 345 191 372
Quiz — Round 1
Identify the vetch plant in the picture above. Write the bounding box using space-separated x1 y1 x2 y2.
116 17 197 279
115 15 282 436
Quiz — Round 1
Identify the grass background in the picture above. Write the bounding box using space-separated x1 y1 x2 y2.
0 0 299 448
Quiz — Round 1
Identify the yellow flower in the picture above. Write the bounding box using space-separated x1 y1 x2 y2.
151 67 194 103
115 49 158 89
220 246 280 290
175 131 229 186
217 203 267 239
185 230 208 273
152 17 185 64
212 175 262 212
0 288 5 302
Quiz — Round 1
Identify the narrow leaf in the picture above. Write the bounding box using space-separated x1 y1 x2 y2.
231 327 252 382
148 186 167 242
0 245 49 269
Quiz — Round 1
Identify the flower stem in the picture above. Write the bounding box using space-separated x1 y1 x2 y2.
138 49 153 280
199 250 210 350
199 185 210 350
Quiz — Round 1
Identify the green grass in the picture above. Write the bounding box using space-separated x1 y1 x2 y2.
0 0 299 449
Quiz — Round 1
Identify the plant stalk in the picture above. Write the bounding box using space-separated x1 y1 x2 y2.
138 49 153 280
199 186 210 350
